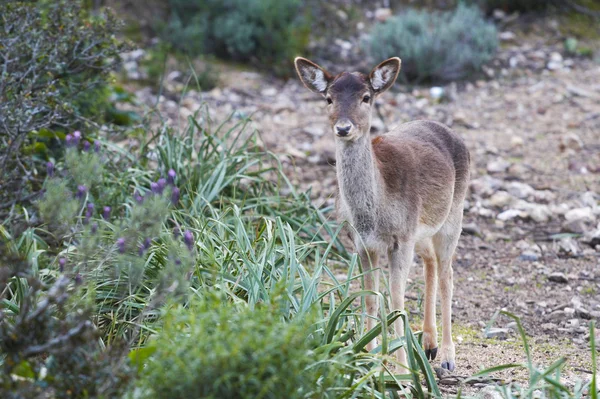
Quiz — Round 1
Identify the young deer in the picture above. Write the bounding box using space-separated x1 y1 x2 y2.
294 57 470 371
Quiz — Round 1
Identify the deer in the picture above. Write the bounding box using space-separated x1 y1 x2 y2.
294 56 470 371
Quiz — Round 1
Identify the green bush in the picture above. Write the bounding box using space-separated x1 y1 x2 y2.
132 295 329 399
163 0 310 76
367 3 498 82
0 0 129 220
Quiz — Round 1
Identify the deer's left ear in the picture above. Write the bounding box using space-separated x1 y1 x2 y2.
369 57 401 93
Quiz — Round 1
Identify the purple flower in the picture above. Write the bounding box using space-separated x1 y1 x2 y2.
85 202 94 223
83 141 90 152
134 190 144 203
138 245 145 256
76 185 87 199
73 130 81 145
65 134 74 147
143 237 151 249
167 169 176 184
102 206 111 220
91 223 98 234
94 140 101 153
46 161 54 177
175 258 182 266
58 257 66 272
75 274 82 285
150 182 160 194
117 237 126 254
183 230 194 251
171 187 180 204
157 178 167 192
173 227 181 238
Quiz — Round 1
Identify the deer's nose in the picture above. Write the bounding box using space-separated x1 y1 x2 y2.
335 122 352 137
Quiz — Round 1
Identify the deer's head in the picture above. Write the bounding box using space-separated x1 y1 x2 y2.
294 57 401 141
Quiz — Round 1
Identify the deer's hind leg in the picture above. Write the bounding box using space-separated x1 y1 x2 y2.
432 207 463 372
416 239 438 361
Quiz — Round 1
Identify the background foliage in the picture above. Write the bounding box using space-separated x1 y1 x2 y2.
367 3 498 83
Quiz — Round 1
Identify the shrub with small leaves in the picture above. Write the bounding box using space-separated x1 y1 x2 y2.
132 294 334 399
0 0 129 219
163 0 310 76
367 3 498 82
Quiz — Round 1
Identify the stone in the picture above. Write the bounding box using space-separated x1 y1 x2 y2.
374 8 392 22
546 310 565 322
541 322 558 331
487 158 511 173
510 135 524 147
506 182 535 199
470 176 503 197
519 250 539 262
488 191 514 208
565 207 594 222
499 31 516 41
557 237 580 257
497 209 526 221
548 272 568 283
575 307 591 320
485 327 510 339
462 223 482 237
559 133 584 151
562 218 588 234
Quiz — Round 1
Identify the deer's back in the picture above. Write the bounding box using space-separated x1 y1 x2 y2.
372 120 470 228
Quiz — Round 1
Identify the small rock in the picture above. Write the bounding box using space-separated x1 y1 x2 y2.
260 87 278 97
488 191 515 208
565 207 594 222
564 307 576 317
430 86 444 101
562 218 588 234
470 176 503 197
510 135 524 148
485 327 511 339
519 250 539 262
541 322 558 331
559 133 584 151
548 272 568 283
546 310 566 322
506 182 535 199
499 31 516 41
557 237 580 257
374 8 392 22
487 158 511 173
462 223 482 237
575 307 591 320
497 209 526 221
582 228 600 248
505 321 518 330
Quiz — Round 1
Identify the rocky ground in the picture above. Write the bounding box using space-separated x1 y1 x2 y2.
118 14 600 395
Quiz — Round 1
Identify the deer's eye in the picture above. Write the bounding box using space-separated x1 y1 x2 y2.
326 97 333 105
362 95 371 104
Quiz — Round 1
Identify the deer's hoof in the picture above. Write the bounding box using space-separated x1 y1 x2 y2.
441 360 455 372
425 347 438 360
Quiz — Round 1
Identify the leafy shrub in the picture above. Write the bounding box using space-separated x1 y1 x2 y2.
132 295 330 399
0 243 133 398
163 0 310 76
367 3 498 82
0 0 129 220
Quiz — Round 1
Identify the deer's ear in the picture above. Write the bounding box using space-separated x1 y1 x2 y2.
369 57 401 93
294 57 332 94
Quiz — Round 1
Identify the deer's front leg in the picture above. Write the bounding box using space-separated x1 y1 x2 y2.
359 249 379 352
388 241 414 369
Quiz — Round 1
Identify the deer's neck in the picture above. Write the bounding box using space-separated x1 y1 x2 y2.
336 135 381 235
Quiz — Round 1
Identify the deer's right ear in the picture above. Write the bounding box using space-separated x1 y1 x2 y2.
294 57 332 94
